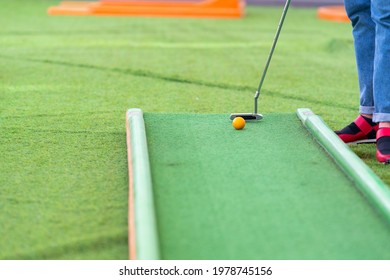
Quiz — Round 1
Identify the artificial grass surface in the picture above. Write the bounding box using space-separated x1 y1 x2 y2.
0 0 389 259
145 112 390 259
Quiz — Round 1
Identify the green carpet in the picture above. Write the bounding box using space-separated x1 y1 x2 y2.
145 113 390 259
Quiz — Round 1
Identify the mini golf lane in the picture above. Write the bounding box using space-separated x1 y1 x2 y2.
126 108 390 260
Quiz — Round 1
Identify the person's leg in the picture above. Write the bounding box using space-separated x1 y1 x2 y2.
371 0 390 123
345 0 376 115
371 0 390 162
336 0 378 144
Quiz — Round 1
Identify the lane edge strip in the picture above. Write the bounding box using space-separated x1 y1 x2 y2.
126 110 137 260
126 108 161 260
297 108 390 224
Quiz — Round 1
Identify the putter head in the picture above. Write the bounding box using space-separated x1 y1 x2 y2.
230 113 263 121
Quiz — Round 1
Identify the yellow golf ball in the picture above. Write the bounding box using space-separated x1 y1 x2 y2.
232 117 246 130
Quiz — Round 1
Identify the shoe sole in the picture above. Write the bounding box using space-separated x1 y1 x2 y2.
347 139 376 145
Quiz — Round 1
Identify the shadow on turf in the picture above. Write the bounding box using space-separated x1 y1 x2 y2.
3 233 127 260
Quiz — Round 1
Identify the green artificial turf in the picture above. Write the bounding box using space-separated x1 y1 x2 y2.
144 113 390 259
0 0 389 259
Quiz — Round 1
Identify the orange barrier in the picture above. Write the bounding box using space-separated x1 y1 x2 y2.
48 0 245 18
317 5 349 23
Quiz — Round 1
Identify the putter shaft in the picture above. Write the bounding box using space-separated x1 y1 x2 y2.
254 0 292 114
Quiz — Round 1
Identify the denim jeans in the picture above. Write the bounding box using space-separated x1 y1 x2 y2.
344 0 390 122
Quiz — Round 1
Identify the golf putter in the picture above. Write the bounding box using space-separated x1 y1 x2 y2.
230 0 292 121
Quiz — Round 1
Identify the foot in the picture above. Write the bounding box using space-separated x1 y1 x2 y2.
376 128 390 164
335 115 378 144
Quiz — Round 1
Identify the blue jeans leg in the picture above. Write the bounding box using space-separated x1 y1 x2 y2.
344 0 375 116
371 1 390 122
